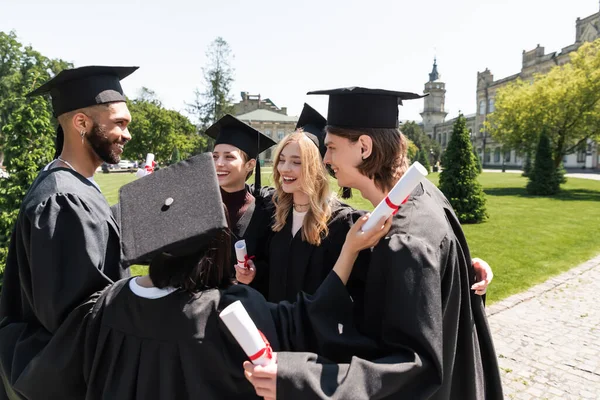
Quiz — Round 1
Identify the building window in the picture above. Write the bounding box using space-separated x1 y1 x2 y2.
277 130 285 140
577 150 586 163
488 99 495 113
494 148 501 163
479 100 485 115
264 129 272 138
504 150 511 162
484 148 491 163
477 147 482 155
442 133 447 146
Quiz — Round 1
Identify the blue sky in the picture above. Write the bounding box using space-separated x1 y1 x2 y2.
1 0 598 122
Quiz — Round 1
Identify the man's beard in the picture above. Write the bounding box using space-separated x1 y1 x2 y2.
86 121 123 164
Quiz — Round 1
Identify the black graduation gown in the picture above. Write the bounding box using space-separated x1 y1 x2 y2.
230 185 275 295
265 202 361 303
12 271 354 400
276 180 504 399
0 168 129 400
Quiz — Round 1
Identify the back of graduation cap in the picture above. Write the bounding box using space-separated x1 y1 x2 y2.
294 103 353 198
205 114 277 193
307 87 425 129
119 153 227 266
296 103 327 158
26 65 138 158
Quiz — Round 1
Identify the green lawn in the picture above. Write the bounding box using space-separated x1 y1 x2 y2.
96 168 600 304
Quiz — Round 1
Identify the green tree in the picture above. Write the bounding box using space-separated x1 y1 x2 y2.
188 37 235 149
522 151 533 177
124 92 204 164
406 138 418 162
401 121 442 165
170 146 181 164
439 114 487 223
0 33 70 278
527 130 561 195
473 146 482 173
488 38 600 168
417 149 431 172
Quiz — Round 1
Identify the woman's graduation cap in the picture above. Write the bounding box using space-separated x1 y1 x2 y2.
294 103 352 198
296 103 327 158
26 65 138 158
118 153 228 266
205 114 277 193
307 87 425 129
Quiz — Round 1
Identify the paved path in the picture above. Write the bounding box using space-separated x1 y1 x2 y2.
482 168 600 181
487 255 600 399
565 173 600 181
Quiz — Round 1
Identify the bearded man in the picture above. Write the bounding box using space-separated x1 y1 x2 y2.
0 66 137 399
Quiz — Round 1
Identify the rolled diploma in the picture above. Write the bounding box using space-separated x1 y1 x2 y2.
234 240 247 269
145 153 155 167
219 300 273 366
135 168 148 178
361 161 429 232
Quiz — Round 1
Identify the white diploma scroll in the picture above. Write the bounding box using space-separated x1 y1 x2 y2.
219 300 273 366
135 153 156 178
145 153 155 167
361 161 429 232
234 240 248 269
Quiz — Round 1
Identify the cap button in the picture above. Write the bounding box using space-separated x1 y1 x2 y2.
164 197 174 207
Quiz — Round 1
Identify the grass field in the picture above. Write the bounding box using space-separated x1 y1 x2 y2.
95 168 600 304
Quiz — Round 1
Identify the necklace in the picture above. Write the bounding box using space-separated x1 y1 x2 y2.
57 157 77 172
293 202 309 211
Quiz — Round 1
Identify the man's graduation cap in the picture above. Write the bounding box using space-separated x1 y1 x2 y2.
205 114 277 193
118 153 228 266
26 65 138 158
307 87 425 129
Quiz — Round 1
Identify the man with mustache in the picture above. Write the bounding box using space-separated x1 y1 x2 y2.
0 66 137 399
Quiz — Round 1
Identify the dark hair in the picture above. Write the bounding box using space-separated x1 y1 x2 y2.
325 125 409 193
149 205 233 292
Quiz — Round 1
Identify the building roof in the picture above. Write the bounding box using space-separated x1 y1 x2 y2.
236 108 298 123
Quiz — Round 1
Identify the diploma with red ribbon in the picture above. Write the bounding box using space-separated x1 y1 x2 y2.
219 300 274 366
234 240 254 269
136 153 156 178
361 161 429 232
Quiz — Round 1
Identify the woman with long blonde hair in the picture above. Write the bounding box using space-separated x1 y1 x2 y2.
237 104 366 303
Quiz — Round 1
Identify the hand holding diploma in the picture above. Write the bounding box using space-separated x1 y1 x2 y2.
136 153 156 178
361 161 428 232
234 240 256 284
220 300 274 366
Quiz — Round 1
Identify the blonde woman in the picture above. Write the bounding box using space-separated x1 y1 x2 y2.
238 127 363 303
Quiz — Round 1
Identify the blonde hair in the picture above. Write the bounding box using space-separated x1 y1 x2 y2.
272 130 332 246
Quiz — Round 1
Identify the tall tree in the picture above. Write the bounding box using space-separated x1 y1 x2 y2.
487 38 600 168
188 37 235 145
0 31 71 277
527 130 561 195
439 114 487 224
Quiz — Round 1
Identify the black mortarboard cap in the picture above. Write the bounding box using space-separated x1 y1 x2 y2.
27 65 138 117
206 114 276 159
118 153 227 266
206 114 277 193
307 87 425 129
296 103 327 158
27 65 138 159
